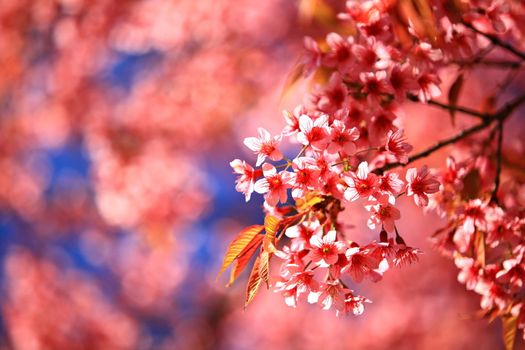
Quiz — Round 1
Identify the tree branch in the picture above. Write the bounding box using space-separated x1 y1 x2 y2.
375 94 525 174
453 59 523 69
490 120 504 204
407 94 489 120
463 22 525 61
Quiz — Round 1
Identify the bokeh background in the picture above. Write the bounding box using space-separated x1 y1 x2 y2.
0 0 523 349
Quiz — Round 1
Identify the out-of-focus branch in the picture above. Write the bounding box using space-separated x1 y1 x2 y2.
490 120 504 204
463 22 525 61
453 59 523 69
407 94 489 120
375 94 525 173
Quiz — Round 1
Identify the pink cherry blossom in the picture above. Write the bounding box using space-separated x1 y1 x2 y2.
352 37 391 71
378 172 404 199
312 280 347 311
274 264 320 308
385 129 413 164
344 161 379 201
296 114 330 151
336 293 371 317
327 120 360 155
360 70 393 105
253 163 294 206
243 127 283 166
406 166 440 207
365 196 401 232
309 230 346 267
230 159 256 201
290 157 320 199
324 33 354 73
307 73 349 114
343 246 381 283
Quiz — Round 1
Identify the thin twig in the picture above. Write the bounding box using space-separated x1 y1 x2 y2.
490 120 504 204
375 94 525 174
463 22 525 61
407 94 488 120
454 59 523 69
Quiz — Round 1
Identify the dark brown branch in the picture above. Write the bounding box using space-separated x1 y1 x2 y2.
407 94 489 120
463 22 525 61
375 94 525 174
490 120 504 204
453 59 523 69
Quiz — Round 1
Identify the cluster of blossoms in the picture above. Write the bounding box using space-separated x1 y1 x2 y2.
225 0 525 343
432 154 525 336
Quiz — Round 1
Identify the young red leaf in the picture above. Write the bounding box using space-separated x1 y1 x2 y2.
245 255 263 307
259 250 271 288
227 234 264 287
473 230 486 268
218 225 264 278
263 215 281 253
502 313 518 350
280 60 305 101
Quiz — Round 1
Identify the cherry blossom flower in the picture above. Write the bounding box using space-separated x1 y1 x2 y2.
389 63 418 101
327 120 360 155
284 221 322 250
378 172 404 200
352 37 391 70
344 161 379 201
274 264 320 307
290 157 320 199
296 114 330 151
360 70 393 105
253 163 294 206
393 245 422 267
309 230 346 267
416 72 442 102
303 36 323 76
324 33 354 73
307 73 349 114
311 280 347 311
365 196 401 232
455 256 481 291
385 129 413 164
230 159 256 201
336 293 371 317
243 127 283 166
343 246 381 282
406 166 440 207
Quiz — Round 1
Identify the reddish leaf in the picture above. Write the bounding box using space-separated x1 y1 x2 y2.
259 250 271 288
245 255 263 307
280 61 305 101
218 225 264 278
263 215 281 253
298 0 335 25
502 313 518 350
296 192 324 211
227 234 264 287
461 169 482 200
413 0 438 43
473 230 486 268
448 73 464 126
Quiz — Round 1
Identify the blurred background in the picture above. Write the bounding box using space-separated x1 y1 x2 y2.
0 0 522 349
